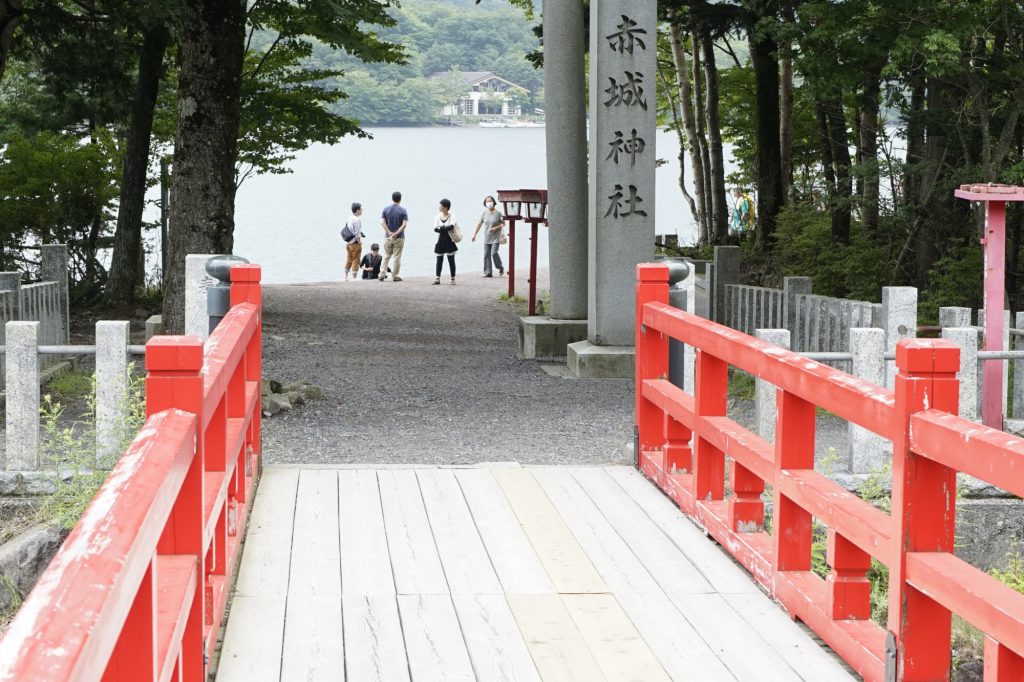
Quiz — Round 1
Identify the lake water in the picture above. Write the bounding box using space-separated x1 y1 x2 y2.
233 126 712 284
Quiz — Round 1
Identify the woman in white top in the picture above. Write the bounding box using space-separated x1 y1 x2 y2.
433 198 459 285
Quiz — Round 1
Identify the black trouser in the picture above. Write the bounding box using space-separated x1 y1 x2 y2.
436 254 456 277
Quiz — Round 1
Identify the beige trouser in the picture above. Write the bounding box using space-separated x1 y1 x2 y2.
380 237 405 278
345 243 362 273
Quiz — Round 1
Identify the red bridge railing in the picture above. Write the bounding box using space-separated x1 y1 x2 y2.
634 262 1024 681
0 264 263 682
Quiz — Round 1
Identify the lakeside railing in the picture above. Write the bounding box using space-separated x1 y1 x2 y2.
635 262 1024 681
0 264 263 682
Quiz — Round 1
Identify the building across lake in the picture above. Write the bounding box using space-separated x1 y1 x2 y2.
431 70 530 118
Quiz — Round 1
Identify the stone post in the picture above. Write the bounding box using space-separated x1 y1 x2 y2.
185 254 218 341
848 328 888 473
543 0 588 321
96 321 130 464
783 277 812 344
939 306 972 329
40 244 70 343
5 322 39 471
712 246 740 325
881 287 917 388
681 266 696 393
755 329 789 442
145 315 164 341
942 326 979 422
1015 312 1024 419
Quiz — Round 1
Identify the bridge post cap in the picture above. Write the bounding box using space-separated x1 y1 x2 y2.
230 263 262 283
895 338 960 374
636 262 670 283
145 335 204 372
205 254 250 283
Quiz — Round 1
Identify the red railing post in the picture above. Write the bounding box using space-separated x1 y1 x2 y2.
694 352 727 502
984 636 1024 680
772 390 815 574
635 264 669 458
145 335 206 680
102 560 156 679
663 414 692 475
826 530 871 620
231 264 262 475
728 460 764 532
888 339 960 680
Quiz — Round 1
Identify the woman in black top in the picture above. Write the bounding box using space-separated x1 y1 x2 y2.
433 198 459 285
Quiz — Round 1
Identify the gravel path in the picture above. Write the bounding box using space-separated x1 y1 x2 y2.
261 271 635 465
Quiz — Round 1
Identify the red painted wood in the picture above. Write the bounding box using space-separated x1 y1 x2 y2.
635 264 669 457
772 390 815 574
826 530 871 621
155 556 198 682
984 637 1024 681
888 341 960 681
694 351 727 502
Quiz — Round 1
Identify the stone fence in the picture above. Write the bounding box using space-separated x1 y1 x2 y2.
3 320 143 474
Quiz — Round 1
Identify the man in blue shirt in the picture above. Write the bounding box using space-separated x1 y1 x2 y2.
379 191 409 282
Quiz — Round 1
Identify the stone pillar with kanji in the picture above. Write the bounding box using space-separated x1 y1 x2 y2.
569 0 657 378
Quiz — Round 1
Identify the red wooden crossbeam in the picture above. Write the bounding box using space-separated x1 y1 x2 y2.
634 262 1024 682
0 264 263 682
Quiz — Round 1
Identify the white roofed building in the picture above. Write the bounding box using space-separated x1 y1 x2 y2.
429 70 530 117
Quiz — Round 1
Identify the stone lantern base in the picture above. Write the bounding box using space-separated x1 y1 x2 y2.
566 340 635 378
517 316 589 360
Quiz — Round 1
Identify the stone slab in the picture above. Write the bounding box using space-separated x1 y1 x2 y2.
185 253 218 341
567 340 634 378
518 316 589 360
0 523 65 613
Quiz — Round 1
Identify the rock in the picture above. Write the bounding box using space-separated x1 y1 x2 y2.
299 385 323 401
954 660 983 682
286 391 305 406
262 393 292 416
265 379 284 394
0 524 65 612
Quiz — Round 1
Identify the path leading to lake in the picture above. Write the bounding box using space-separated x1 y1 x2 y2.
260 270 634 465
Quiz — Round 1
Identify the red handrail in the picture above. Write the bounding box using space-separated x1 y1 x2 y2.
0 263 263 682
634 262 1024 681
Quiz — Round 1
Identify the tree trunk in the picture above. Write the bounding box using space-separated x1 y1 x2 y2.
825 97 852 246
780 56 794 201
162 0 246 333
105 24 170 306
691 29 714 241
668 18 709 244
903 68 926 206
815 99 836 197
701 31 729 243
0 0 22 83
859 63 883 234
748 10 785 247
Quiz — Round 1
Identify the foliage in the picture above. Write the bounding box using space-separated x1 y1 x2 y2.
918 242 984 326
47 370 94 401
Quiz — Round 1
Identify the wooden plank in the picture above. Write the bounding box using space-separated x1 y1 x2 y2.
215 596 287 681
507 593 607 682
378 469 448 595
492 469 606 594
561 593 670 682
234 468 299 597
615 592 736 681
605 467 759 594
339 470 395 596
669 593 804 681
342 594 411 682
532 468 662 595
417 469 502 595
281 470 344 680
452 594 541 682
572 468 713 594
398 594 475 681
724 593 856 681
454 469 553 594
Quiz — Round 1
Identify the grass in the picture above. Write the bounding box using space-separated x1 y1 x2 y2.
46 370 93 400
728 369 755 400
498 292 526 303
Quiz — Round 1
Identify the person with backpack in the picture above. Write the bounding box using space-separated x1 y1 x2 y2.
341 202 366 281
730 188 756 240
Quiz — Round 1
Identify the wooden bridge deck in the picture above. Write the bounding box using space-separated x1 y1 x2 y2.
214 466 856 681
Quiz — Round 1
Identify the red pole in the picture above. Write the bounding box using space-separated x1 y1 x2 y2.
982 200 1006 429
529 220 539 315
507 218 516 297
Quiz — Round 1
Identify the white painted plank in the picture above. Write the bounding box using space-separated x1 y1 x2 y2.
452 594 541 682
562 593 670 682
216 595 286 682
723 593 855 681
492 469 606 594
669 593 804 681
281 596 345 681
532 468 662 595
615 592 736 681
417 469 502 595
342 594 411 682
605 467 760 594
507 593 607 682
339 470 395 596
398 594 475 682
573 468 713 594
288 470 342 598
234 468 299 597
378 469 448 595
454 469 554 594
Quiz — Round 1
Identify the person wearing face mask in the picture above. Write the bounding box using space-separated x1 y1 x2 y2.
472 195 505 277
